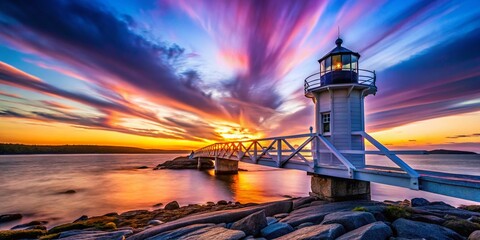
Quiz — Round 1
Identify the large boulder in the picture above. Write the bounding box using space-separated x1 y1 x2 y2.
393 218 463 240
260 222 293 239
469 230 480 240
410 214 446 225
281 200 382 227
127 200 292 240
164 201 180 210
275 223 345 240
230 210 267 236
321 211 376 231
336 221 392 240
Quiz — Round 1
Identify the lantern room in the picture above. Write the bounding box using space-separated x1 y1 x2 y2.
318 37 360 85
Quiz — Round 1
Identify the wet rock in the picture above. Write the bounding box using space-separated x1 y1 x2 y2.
185 226 245 240
137 166 149 169
266 217 278 225
282 195 293 198
127 200 292 240
58 229 133 240
148 220 164 226
469 230 480 240
393 218 463 240
274 213 289 219
276 223 345 240
164 201 180 210
281 200 382 227
261 222 293 239
0 229 45 239
74 215 88 222
336 221 392 240
410 214 446 225
443 219 480 237
321 211 375 231
411 198 430 207
11 220 48 230
0 214 22 223
217 200 228 205
148 224 215 239
295 222 314 229
151 225 245 240
206 202 215 206
231 210 267 236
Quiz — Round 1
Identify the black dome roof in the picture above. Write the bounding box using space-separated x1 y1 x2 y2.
318 38 360 62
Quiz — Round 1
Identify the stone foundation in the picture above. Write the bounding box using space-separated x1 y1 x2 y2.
214 158 238 174
310 174 370 201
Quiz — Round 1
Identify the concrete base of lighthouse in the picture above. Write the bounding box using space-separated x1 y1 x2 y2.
214 158 238 174
309 174 370 202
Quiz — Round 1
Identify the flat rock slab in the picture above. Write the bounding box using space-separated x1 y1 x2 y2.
149 225 245 240
127 200 292 240
336 221 392 240
393 218 464 240
321 211 375 231
146 223 215 239
261 222 293 239
275 223 345 240
58 229 133 240
281 200 382 227
292 197 317 210
231 210 267 236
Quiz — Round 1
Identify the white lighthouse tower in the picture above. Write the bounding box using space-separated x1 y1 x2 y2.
305 37 377 169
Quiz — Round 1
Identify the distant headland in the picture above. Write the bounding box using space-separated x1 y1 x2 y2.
425 149 478 155
0 144 476 155
0 144 190 155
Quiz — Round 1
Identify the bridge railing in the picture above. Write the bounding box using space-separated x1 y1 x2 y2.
194 131 420 189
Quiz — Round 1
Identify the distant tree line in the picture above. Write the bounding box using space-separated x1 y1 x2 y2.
0 143 190 155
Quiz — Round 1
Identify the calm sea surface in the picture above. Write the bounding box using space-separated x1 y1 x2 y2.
0 153 479 229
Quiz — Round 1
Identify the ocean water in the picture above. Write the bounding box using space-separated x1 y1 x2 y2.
0 153 478 229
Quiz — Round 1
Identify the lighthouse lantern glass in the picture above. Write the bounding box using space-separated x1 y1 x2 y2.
352 55 358 72
342 55 351 70
333 55 341 70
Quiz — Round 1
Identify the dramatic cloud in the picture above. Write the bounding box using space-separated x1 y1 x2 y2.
0 0 478 150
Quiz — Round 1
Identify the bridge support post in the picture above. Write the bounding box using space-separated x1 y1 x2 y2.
214 157 238 174
310 174 370 201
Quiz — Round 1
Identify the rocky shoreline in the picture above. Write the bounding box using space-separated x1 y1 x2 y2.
1 197 479 240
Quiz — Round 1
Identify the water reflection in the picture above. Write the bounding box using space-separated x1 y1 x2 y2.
0 154 478 230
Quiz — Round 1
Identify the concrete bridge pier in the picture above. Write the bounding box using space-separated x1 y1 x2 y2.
310 174 370 201
214 157 238 174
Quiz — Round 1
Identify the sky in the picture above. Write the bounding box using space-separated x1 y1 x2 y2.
0 0 479 151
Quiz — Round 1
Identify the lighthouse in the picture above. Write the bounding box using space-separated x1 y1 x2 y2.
305 37 376 169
